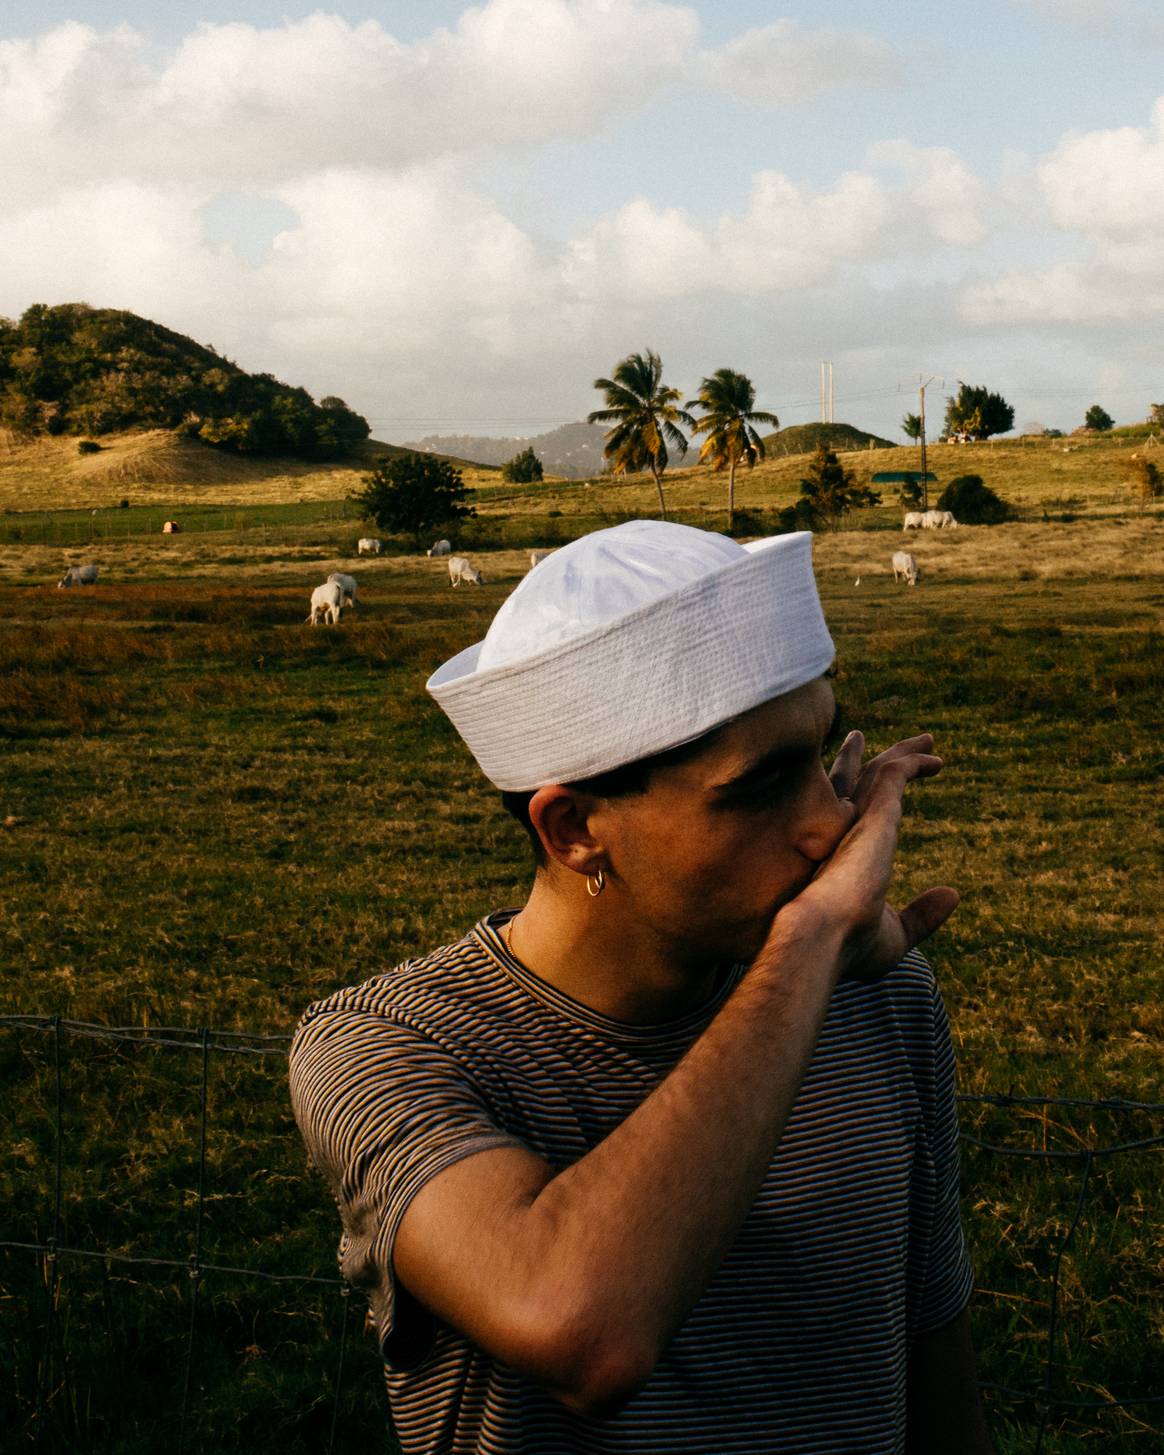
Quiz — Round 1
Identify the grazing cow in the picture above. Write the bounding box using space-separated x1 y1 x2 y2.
528 549 553 570
327 571 358 608
939 511 958 529
921 510 946 529
357 538 381 556
58 564 99 588
902 512 924 530
427 539 452 558
448 555 484 587
892 550 919 586
306 580 344 625
162 520 181 534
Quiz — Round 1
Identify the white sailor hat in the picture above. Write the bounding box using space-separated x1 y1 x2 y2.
426 520 835 791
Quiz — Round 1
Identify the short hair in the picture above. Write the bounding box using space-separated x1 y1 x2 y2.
499 726 724 867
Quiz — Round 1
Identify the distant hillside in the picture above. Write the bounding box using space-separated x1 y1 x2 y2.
763 422 896 455
406 421 607 478
0 302 369 460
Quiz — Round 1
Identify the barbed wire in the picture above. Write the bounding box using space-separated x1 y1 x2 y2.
3 1014 1162 1452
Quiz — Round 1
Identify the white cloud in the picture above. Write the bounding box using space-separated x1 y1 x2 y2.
0 181 251 327
961 97 1164 324
1038 97 1164 233
564 169 894 303
0 6 912 207
0 3 699 199
867 141 991 246
702 19 901 106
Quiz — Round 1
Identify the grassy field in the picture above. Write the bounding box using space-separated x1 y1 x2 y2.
2 423 1158 520
1 497 1162 1451
0 430 500 512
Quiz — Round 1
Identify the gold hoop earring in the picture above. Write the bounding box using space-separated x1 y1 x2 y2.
586 868 606 898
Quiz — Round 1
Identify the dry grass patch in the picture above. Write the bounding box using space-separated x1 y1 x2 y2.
1 510 1161 1453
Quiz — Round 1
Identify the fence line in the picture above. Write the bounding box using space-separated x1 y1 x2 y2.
3 1013 1163 1452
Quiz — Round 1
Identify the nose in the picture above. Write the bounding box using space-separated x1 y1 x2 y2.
791 765 855 864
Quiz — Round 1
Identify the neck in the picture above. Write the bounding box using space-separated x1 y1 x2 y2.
504 873 721 1026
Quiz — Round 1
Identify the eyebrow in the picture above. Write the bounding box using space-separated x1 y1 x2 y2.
711 701 844 796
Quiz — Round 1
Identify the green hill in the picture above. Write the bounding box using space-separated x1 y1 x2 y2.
763 422 896 455
0 302 369 460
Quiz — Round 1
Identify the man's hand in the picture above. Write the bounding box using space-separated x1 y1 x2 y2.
794 729 958 981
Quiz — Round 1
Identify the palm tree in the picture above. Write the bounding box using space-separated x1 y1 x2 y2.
588 350 694 519
686 368 780 530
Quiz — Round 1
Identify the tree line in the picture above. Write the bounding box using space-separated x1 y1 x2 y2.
0 303 369 460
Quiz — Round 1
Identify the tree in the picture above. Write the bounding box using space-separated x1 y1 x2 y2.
901 413 923 442
352 453 476 546
943 382 1014 440
685 368 779 529
500 446 544 484
1148 404 1164 429
796 446 880 531
936 474 1012 525
1126 456 1162 511
1084 404 1114 432
588 349 694 519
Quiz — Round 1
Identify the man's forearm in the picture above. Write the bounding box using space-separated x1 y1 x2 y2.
523 903 845 1392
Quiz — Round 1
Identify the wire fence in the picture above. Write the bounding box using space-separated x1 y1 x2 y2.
2 1013 1162 1453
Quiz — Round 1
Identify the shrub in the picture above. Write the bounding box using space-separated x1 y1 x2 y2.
77 439 103 455
795 447 881 531
936 474 1013 525
351 453 476 546
1126 456 1162 510
500 447 544 484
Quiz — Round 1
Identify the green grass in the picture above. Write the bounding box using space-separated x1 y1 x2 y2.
0 498 363 547
1 512 1162 1451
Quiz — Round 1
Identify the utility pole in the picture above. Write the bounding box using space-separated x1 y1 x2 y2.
918 375 936 511
820 361 834 424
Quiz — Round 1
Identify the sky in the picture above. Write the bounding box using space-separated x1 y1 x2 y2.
2 0 1163 444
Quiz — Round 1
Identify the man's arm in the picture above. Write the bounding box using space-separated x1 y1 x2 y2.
907 1309 995 1454
394 736 956 1415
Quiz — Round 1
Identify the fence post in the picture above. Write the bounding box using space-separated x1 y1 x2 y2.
1032 1148 1095 1455
177 1027 211 1455
33 1016 65 1449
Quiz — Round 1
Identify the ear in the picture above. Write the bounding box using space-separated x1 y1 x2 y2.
528 785 605 878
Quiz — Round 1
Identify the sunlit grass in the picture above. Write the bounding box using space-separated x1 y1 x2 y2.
1 507 1161 1451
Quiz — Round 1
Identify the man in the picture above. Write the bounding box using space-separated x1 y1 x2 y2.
291 521 993 1453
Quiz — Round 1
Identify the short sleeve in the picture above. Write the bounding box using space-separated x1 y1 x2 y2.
907 973 975 1338
289 1007 526 1365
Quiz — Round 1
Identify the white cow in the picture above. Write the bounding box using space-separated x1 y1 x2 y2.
58 564 99 588
427 539 452 558
921 510 944 529
528 549 553 570
902 512 925 530
448 555 484 587
327 571 358 608
357 537 381 556
938 511 958 529
306 580 344 625
892 550 919 586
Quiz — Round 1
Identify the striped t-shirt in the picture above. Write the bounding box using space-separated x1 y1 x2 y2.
290 912 973 1455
